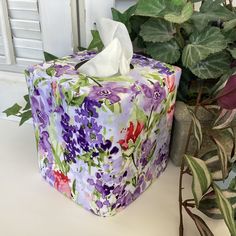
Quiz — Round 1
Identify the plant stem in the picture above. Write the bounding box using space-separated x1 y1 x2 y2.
178 84 203 236
229 0 233 10
131 153 138 170
176 24 185 49
87 76 102 87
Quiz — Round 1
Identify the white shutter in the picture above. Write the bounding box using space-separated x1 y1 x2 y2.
0 0 43 72
0 0 78 73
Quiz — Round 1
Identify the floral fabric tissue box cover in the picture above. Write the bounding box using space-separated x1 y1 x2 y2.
26 51 181 216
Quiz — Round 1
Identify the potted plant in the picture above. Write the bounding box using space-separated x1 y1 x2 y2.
110 0 236 235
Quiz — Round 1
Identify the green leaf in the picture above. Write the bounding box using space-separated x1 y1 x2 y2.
61 160 70 174
43 51 58 62
185 155 212 207
213 184 236 236
135 0 167 17
23 95 31 111
46 67 56 77
164 2 193 24
182 27 227 68
23 95 29 103
112 5 136 33
223 29 236 44
19 110 32 126
3 103 22 116
224 19 236 32
213 109 236 130
201 150 230 181
132 104 148 124
72 179 76 195
146 39 180 64
212 136 228 180
191 0 235 31
189 212 214 236
87 30 104 51
199 189 236 220
139 18 175 43
229 177 236 191
130 15 149 34
189 52 231 79
228 48 236 59
210 70 234 97
188 108 202 151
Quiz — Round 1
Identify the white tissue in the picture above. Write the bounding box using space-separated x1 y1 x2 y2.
79 18 133 77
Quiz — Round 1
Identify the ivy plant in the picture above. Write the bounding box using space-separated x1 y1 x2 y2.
3 52 58 125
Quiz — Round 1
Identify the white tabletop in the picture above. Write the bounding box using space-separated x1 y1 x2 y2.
0 119 229 236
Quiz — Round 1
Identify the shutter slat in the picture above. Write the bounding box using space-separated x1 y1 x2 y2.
10 19 41 40
7 0 38 10
14 37 43 60
8 10 39 21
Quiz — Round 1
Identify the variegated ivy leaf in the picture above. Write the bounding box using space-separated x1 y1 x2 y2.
210 70 234 97
212 136 228 180
188 108 202 152
213 109 236 130
213 184 236 236
140 18 175 43
182 27 227 69
189 212 214 236
164 2 193 24
146 39 180 64
228 128 236 160
185 155 212 207
199 189 236 220
189 52 231 80
201 150 230 181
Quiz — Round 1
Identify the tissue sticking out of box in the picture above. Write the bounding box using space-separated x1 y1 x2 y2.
79 18 133 77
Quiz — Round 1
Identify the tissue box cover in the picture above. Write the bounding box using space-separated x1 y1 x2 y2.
26 51 181 216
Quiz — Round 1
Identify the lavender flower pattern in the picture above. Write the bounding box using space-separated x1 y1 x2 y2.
26 51 181 216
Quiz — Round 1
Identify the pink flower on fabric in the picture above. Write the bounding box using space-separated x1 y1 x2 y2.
166 75 175 93
53 171 71 198
88 83 128 104
141 82 166 111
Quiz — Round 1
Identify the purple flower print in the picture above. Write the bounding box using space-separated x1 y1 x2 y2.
31 96 49 129
88 83 128 104
141 82 166 111
77 97 101 118
54 65 78 77
61 98 104 163
39 131 53 162
152 62 174 76
140 139 156 168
